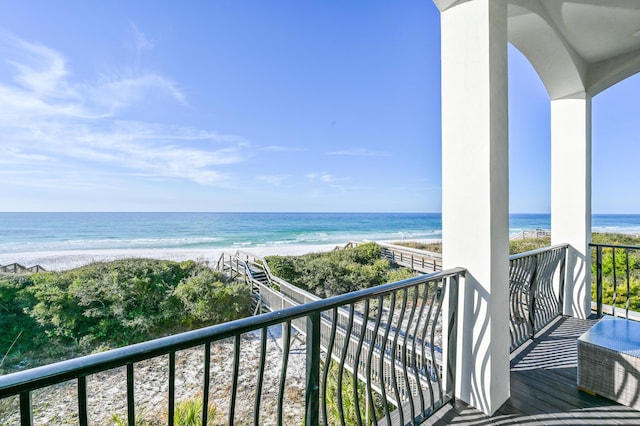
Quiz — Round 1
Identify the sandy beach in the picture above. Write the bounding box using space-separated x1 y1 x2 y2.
0 244 341 272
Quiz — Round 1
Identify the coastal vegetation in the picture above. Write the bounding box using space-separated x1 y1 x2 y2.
396 233 640 313
0 258 251 374
590 233 640 312
395 238 554 255
0 243 415 374
508 237 551 255
6 234 640 422
5 234 640 376
266 242 416 298
392 240 442 254
324 360 385 424
111 395 218 426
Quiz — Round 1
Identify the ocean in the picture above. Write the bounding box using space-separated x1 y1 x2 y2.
0 212 638 254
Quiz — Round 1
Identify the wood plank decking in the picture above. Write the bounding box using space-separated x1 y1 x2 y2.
424 316 640 425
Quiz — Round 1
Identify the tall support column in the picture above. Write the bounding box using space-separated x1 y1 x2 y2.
551 94 592 319
439 0 510 415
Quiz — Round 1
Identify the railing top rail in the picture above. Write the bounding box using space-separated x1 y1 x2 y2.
509 243 569 262
0 267 465 398
232 249 263 259
219 249 320 304
276 277 321 301
365 240 443 259
231 249 279 278
589 242 640 251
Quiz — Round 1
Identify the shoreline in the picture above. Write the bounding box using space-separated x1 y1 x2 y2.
0 244 341 272
4 229 636 272
0 239 445 272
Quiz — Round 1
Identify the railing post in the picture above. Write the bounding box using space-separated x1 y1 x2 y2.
527 255 539 340
446 273 459 403
596 245 603 318
78 376 88 426
19 391 32 426
126 363 135 426
168 352 176 426
558 248 566 316
305 311 321 426
612 248 618 318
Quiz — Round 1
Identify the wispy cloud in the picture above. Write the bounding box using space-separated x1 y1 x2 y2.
306 173 347 184
0 30 248 189
86 72 186 115
327 148 390 157
131 23 154 51
257 175 288 186
260 145 307 152
11 47 66 97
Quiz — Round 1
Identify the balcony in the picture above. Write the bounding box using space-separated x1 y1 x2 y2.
2 243 640 425
425 241 640 425
427 316 640 425
425 317 640 425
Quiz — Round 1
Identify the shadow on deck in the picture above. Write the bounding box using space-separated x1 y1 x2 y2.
424 316 640 425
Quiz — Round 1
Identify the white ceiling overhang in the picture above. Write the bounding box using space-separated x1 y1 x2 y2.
435 0 640 99
511 0 640 98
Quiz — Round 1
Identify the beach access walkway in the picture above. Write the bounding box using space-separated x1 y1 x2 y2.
344 240 442 274
218 247 640 426
215 242 445 411
0 262 45 273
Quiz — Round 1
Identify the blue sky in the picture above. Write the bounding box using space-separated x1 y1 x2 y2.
0 1 638 213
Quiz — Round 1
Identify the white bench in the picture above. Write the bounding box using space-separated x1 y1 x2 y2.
578 316 640 410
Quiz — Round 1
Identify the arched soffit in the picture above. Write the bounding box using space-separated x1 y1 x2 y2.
434 0 640 98
432 0 473 13
540 0 640 96
508 1 587 100
588 47 640 96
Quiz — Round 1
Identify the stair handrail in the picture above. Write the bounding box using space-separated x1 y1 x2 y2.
224 249 445 366
216 249 451 405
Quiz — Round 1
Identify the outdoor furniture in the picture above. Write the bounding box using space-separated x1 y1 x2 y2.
578 317 640 410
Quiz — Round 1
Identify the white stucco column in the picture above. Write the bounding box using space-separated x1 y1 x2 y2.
439 0 510 415
551 94 592 319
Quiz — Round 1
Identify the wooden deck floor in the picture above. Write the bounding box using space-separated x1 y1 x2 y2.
424 316 640 425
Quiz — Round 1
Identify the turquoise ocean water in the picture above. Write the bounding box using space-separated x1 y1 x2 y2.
0 212 639 254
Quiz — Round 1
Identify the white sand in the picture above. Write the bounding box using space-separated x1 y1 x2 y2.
0 244 339 272
0 239 444 272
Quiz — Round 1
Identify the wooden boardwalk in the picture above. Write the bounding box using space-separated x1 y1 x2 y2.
424 316 640 425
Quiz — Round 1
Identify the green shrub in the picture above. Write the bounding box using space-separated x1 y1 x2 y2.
592 278 640 310
386 266 417 283
26 259 195 348
509 237 551 255
396 238 555 255
324 361 385 425
265 255 296 282
174 269 251 324
111 396 216 426
174 397 217 426
590 233 640 313
1 259 253 373
351 242 382 264
0 274 43 370
591 247 639 278
392 241 442 253
266 243 416 298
